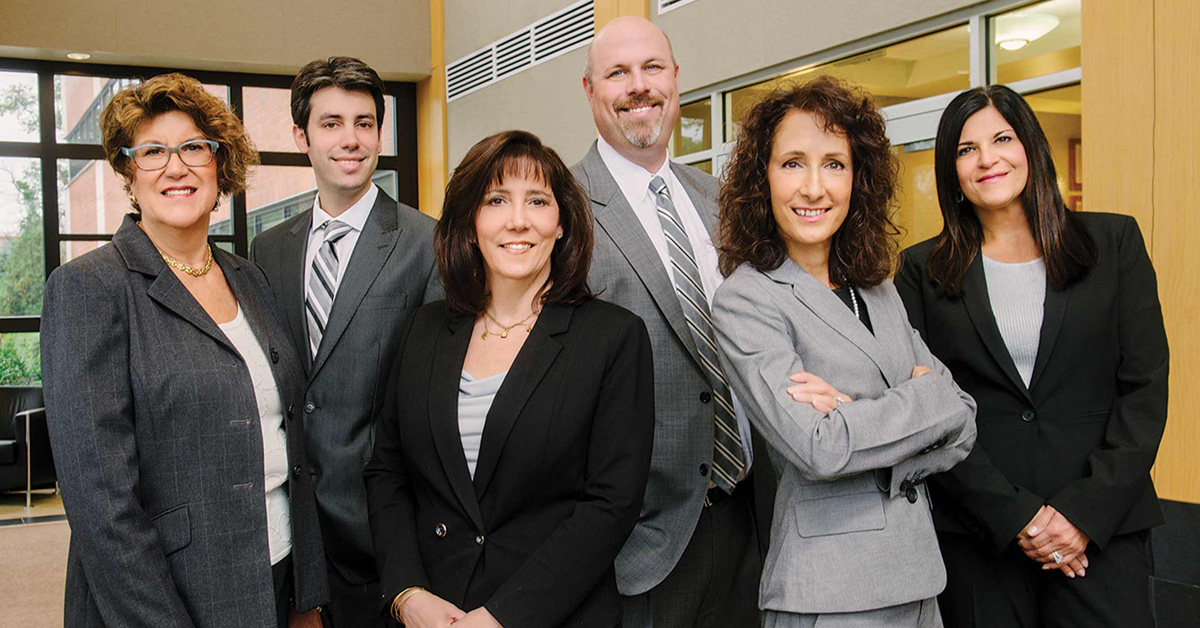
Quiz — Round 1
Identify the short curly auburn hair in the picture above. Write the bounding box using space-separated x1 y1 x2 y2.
101 73 258 207
717 76 900 287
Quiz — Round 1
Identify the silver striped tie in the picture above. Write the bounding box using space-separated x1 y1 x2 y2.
651 176 746 493
305 220 353 358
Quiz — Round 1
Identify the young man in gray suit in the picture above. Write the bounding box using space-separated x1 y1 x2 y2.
250 57 441 628
571 17 773 628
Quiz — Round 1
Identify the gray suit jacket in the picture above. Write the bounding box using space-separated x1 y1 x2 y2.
712 260 976 614
250 189 442 584
42 215 328 627
572 143 774 596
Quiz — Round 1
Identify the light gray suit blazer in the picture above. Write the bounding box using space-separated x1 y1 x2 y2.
572 143 774 596
712 260 976 614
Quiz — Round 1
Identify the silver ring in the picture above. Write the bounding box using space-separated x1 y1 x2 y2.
835 396 848 404
1051 550 1064 564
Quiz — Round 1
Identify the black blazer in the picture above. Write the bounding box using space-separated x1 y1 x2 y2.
250 189 442 584
41 215 327 627
896 212 1169 553
364 299 654 628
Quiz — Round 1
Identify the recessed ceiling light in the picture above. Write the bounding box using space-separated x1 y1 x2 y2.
66 52 91 60
998 39 1029 51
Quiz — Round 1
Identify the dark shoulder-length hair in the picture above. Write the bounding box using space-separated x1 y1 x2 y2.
926 84 1096 297
435 130 594 318
718 75 900 286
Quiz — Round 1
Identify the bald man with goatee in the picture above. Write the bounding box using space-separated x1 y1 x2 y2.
571 16 774 628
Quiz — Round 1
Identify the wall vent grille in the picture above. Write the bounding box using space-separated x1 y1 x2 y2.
446 0 594 102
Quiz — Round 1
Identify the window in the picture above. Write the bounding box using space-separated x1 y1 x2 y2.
0 58 418 382
991 0 1081 84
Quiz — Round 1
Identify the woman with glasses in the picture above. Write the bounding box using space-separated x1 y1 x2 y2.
41 73 328 628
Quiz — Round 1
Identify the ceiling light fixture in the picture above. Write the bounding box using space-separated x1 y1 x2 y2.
66 52 91 60
994 13 1060 52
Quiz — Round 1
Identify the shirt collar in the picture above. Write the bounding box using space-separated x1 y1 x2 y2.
596 135 673 201
310 184 378 235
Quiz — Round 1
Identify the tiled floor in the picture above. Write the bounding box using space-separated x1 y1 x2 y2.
0 489 66 526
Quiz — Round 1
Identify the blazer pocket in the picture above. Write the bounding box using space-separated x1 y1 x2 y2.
150 504 192 556
360 292 409 311
794 475 886 538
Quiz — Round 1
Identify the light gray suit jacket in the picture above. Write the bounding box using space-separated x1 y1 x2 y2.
572 143 774 596
250 189 442 585
712 260 976 614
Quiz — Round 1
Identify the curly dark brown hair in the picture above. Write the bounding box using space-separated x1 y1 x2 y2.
101 73 258 208
717 76 900 287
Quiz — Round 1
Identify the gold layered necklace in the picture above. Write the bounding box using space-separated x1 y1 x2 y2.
481 308 538 339
160 244 214 277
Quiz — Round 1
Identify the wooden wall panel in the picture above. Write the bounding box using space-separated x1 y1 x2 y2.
595 0 650 29
418 0 448 218
1150 0 1200 503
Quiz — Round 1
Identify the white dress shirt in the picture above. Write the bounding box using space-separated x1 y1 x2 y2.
217 305 291 565
596 137 754 472
303 184 379 294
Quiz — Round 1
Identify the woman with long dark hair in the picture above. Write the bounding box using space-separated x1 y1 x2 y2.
712 77 976 627
896 84 1168 628
364 130 654 628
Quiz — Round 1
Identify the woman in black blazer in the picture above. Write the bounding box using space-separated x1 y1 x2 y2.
896 85 1168 628
41 74 327 627
364 130 654 628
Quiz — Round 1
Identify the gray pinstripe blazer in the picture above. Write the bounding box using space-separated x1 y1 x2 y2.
572 143 775 596
712 260 976 614
42 215 328 628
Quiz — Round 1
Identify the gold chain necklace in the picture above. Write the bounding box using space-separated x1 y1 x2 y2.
160 244 214 277
481 309 537 339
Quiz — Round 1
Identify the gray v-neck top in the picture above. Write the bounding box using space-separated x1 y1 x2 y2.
982 255 1046 388
459 369 508 478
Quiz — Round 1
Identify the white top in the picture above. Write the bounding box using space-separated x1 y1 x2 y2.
983 255 1047 388
595 137 754 473
303 184 379 292
459 370 507 478
218 305 292 565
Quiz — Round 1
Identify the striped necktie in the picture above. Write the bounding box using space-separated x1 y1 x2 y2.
650 175 746 493
305 219 353 358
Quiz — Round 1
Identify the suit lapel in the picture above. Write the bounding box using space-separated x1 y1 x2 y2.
960 255 1034 402
428 315 486 531
1029 281 1067 392
281 216 312 374
472 304 568 499
857 284 912 387
582 145 703 367
310 194 402 379
769 261 898 387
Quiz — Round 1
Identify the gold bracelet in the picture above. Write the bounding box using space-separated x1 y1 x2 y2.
390 586 427 624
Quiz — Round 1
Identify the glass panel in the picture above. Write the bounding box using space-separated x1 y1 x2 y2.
0 71 39 142
725 25 969 142
892 143 942 250
0 332 41 385
691 160 713 175
58 159 229 234
0 158 43 316
670 98 711 157
1026 83 1082 208
991 0 1081 84
239 166 400 248
60 240 109 266
58 76 228 145
243 87 397 156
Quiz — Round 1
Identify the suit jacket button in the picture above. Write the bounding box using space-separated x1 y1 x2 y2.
292 465 302 479
699 391 712 404
906 486 919 504
435 523 447 538
304 402 316 414
270 347 279 363
475 534 485 546
699 463 710 477
1021 410 1036 422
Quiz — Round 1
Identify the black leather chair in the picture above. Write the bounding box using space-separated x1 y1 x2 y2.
0 385 54 508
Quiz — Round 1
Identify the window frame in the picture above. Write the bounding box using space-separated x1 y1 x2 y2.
0 57 418 334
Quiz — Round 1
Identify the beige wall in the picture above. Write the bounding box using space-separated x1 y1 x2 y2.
0 0 431 81
654 0 988 93
444 0 597 167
